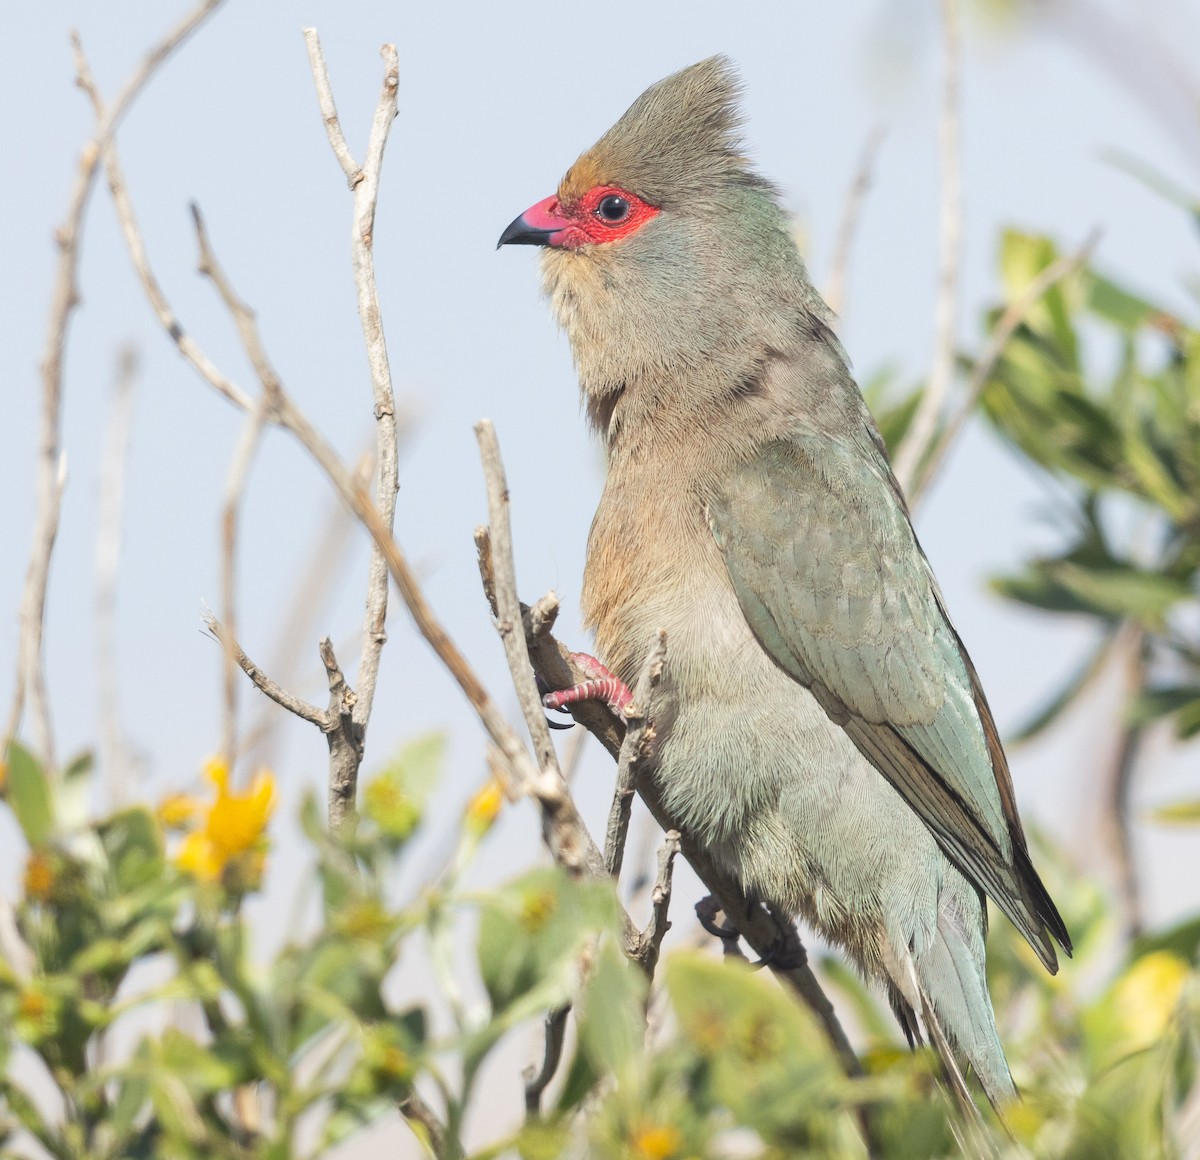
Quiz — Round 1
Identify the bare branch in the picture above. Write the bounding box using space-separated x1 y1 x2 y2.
892 0 962 493
303 28 362 187
87 71 252 412
346 42 401 746
8 0 223 766
321 636 363 835
630 830 680 979
475 420 562 781
908 228 1100 505
606 631 666 879
523 1005 570 1117
824 124 886 321
203 612 327 728
95 346 139 804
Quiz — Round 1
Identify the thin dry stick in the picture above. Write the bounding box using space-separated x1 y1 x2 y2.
825 124 886 321
303 28 362 187
7 0 224 766
892 0 962 494
524 1006 570 1116
475 421 563 781
95 346 139 804
630 830 681 978
606 631 667 879
304 32 402 826
202 613 327 727
909 228 1101 505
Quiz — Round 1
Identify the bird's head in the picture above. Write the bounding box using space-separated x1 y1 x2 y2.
498 57 819 437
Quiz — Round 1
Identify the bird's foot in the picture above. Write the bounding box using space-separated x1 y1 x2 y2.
542 653 633 718
695 896 808 971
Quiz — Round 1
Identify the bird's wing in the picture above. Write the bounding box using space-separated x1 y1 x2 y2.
708 423 1070 971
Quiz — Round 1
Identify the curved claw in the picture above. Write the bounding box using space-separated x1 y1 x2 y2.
695 898 741 942
545 715 575 731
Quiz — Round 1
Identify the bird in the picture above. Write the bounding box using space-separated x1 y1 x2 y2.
497 56 1070 1109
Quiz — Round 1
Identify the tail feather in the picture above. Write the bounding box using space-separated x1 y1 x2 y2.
886 894 1016 1117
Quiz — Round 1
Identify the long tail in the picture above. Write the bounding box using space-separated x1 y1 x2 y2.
887 902 1016 1114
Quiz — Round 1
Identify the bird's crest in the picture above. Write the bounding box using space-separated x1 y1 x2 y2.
559 56 764 207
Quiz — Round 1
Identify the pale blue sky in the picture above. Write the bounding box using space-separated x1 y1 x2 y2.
3 2 1199 1150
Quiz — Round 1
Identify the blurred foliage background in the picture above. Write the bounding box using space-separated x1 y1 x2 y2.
4 0 1200 1157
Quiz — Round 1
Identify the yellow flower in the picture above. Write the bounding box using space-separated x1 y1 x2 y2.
1113 951 1190 1048
22 850 55 901
0 759 7 795
464 777 504 835
174 758 276 888
631 1125 682 1160
157 793 201 830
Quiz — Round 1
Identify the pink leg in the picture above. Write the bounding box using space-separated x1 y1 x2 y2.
543 652 633 717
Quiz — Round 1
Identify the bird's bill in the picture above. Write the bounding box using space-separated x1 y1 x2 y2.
496 194 568 249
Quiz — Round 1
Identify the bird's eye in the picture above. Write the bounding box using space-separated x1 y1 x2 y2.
595 195 630 223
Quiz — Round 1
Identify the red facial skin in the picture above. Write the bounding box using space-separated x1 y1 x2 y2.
522 186 660 250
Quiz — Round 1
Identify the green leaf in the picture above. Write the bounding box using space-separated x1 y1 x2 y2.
666 951 855 1143
575 940 647 1081
5 742 55 847
363 732 445 841
476 867 619 1019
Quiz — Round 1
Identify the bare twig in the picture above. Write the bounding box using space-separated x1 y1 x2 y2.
95 346 139 803
303 28 363 187
475 422 562 781
523 1005 570 1117
606 632 667 879
825 124 886 320
7 1 223 766
202 613 327 728
304 31 402 821
630 831 680 978
909 228 1100 505
892 0 962 493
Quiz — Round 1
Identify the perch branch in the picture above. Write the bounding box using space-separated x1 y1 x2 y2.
892 0 962 493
